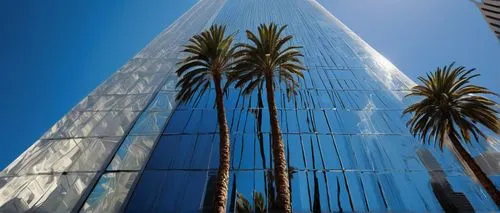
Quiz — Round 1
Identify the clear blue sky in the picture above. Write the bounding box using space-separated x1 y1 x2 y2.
0 0 498 169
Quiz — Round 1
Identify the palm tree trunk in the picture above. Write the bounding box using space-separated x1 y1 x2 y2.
448 134 500 207
265 76 291 212
256 88 275 209
213 75 231 213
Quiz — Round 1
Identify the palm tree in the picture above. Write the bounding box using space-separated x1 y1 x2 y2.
403 63 500 207
229 23 306 212
175 24 236 212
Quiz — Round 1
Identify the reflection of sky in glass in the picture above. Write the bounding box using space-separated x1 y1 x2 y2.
0 0 498 212
317 0 500 97
123 0 499 211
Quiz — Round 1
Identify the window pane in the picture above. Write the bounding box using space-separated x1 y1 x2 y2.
108 136 157 171
81 172 138 213
3 137 119 175
0 173 94 213
125 171 207 212
232 134 254 170
129 111 170 135
147 135 197 169
147 92 176 112
191 134 214 169
254 133 271 170
290 171 311 212
325 172 352 212
317 135 341 169
288 134 305 169
163 110 192 134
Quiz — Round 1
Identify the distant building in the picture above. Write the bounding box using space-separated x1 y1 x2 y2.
473 0 500 38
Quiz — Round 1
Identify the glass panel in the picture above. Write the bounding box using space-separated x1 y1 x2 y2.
147 92 176 112
146 135 197 169
232 134 254 170
306 171 330 212
359 172 386 211
184 109 218 134
88 111 139 137
127 73 165 94
184 110 203 133
255 133 271 170
285 110 300 133
290 171 311 212
233 171 255 212
245 109 257 133
129 111 171 135
209 135 221 169
447 174 498 211
73 112 106 138
114 94 153 111
317 135 341 169
163 110 192 134
325 172 352 212
190 134 215 169
297 110 312 133
375 135 425 171
81 172 138 213
41 111 96 139
198 110 219 134
301 134 322 170
312 110 330 133
161 73 178 91
108 136 157 171
344 172 368 212
253 170 269 212
288 134 305 169
75 95 120 111
0 173 94 213
3 138 119 175
317 90 334 109
125 171 207 212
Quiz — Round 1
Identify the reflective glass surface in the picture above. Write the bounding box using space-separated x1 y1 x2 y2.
2 138 120 176
2 0 498 212
0 173 95 213
80 172 137 213
74 0 229 211
125 0 499 212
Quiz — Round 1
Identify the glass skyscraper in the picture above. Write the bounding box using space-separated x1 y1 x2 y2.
1 0 498 212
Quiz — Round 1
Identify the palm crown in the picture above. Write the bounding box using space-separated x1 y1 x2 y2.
229 23 305 97
403 62 499 149
176 25 236 102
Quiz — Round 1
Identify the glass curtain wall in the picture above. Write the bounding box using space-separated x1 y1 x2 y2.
1 0 498 212
125 0 499 212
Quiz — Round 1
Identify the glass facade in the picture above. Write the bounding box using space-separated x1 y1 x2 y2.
1 0 498 212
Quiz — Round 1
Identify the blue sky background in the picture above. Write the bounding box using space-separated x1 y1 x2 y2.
0 0 498 169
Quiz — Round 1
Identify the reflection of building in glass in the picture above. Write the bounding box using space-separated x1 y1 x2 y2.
475 152 500 175
472 0 500 38
1 0 499 212
417 149 474 212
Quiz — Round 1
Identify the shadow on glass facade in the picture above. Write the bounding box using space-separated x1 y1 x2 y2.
1 0 498 212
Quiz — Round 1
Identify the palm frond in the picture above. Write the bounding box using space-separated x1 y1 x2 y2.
175 24 237 103
403 62 499 149
228 23 306 99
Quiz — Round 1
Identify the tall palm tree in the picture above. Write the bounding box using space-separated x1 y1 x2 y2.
403 63 500 207
175 24 236 212
229 23 305 212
